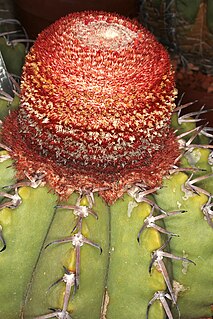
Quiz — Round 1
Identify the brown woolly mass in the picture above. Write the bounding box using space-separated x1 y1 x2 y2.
2 11 180 203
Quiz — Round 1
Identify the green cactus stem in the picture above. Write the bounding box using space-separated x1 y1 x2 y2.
155 171 213 318
139 0 213 74
0 11 212 319
0 37 26 76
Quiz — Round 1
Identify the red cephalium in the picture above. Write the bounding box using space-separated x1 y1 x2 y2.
2 11 180 203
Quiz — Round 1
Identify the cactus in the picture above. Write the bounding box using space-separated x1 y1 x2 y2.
0 18 29 76
139 0 213 74
0 11 212 319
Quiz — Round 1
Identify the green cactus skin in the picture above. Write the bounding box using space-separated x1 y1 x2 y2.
0 132 212 319
155 172 213 318
0 35 24 121
0 151 16 190
104 197 166 319
175 0 213 32
0 95 20 121
0 37 26 76
154 114 213 318
23 193 110 319
176 0 201 23
0 164 166 318
0 186 57 318
0 14 213 319
140 0 213 74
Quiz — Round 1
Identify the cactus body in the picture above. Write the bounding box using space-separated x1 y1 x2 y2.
0 11 212 319
140 0 213 74
0 37 26 76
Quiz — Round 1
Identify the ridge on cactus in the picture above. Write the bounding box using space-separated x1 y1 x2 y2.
0 10 212 319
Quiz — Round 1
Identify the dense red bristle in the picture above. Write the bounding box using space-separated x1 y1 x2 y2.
2 11 180 203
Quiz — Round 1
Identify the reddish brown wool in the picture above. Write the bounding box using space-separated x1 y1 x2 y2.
2 11 180 203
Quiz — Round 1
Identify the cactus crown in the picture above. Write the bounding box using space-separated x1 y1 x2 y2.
2 11 179 203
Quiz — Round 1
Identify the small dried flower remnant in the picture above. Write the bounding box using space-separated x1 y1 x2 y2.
2 11 179 203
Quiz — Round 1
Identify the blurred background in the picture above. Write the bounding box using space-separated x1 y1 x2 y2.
0 0 213 125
